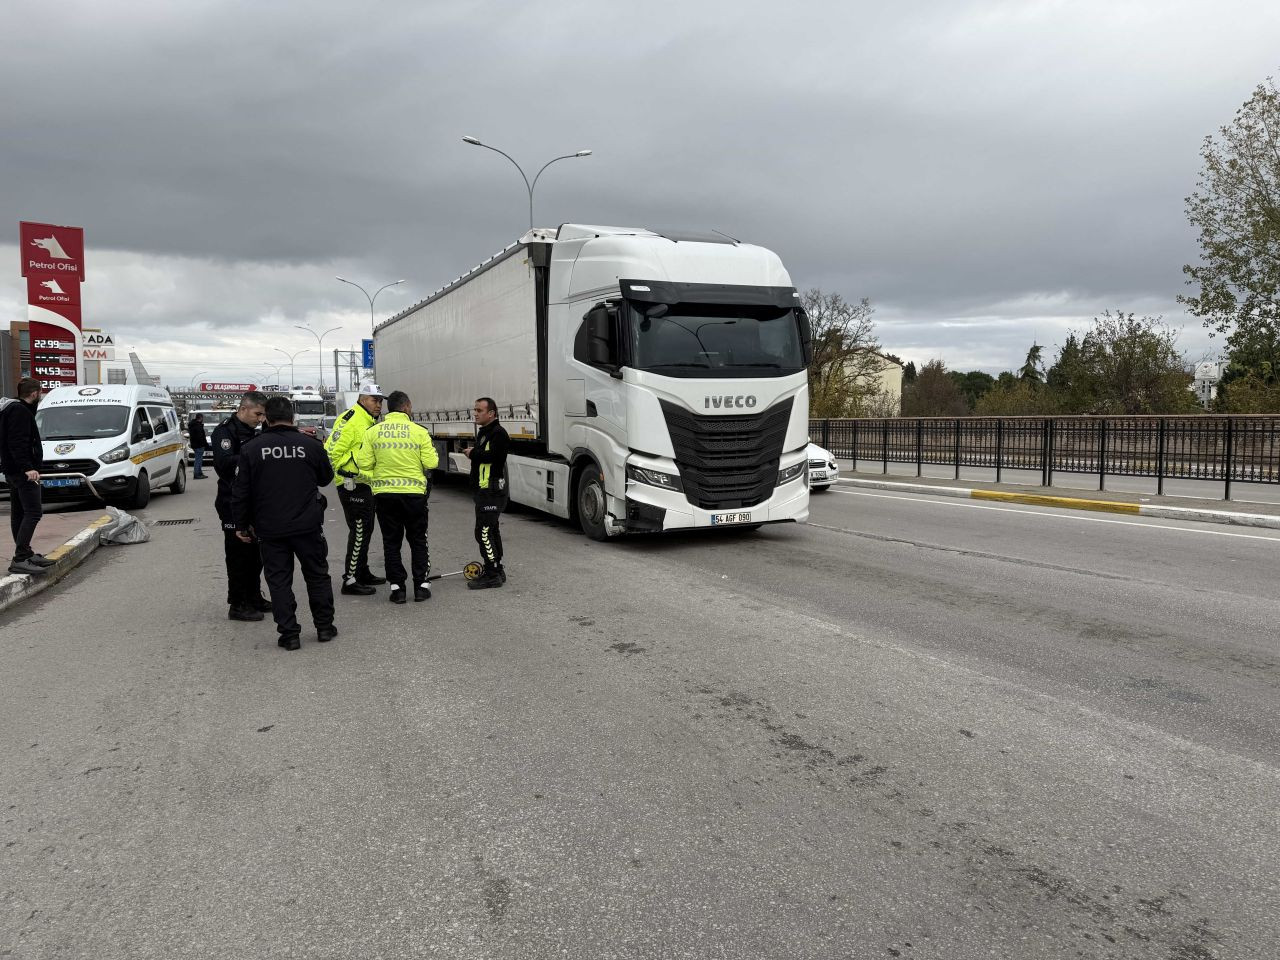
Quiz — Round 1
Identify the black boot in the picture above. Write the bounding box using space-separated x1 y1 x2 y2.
414 582 431 602
229 605 265 622
341 580 376 596
316 625 338 643
467 567 503 590
356 571 386 586
279 633 301 651
388 584 407 604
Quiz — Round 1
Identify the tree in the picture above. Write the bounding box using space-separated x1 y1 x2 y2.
801 290 887 417
949 370 997 409
1179 77 1280 351
902 360 918 385
901 359 970 416
1058 311 1202 414
1019 343 1045 383
1216 371 1280 412
974 379 1059 416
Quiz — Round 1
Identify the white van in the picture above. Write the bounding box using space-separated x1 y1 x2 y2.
35 384 189 508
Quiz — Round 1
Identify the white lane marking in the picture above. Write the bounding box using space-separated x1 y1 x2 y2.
829 487 1280 542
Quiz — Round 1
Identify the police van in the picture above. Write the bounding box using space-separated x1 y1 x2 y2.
35 384 189 508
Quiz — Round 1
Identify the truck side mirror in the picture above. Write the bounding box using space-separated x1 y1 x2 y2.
585 303 617 367
796 307 813 366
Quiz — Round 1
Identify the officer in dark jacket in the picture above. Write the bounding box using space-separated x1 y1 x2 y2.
212 390 271 621
463 396 510 590
187 413 208 479
231 396 336 651
1 378 54 576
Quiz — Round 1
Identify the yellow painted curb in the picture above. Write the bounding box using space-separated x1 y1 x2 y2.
972 490 1141 515
44 514 113 561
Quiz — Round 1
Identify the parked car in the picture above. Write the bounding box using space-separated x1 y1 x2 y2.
807 442 840 491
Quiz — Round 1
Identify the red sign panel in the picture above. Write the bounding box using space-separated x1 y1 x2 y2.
20 221 85 281
21 221 85 388
200 382 258 392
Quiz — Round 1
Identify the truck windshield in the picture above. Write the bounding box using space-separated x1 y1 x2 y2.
36 405 130 440
293 400 326 416
629 303 805 378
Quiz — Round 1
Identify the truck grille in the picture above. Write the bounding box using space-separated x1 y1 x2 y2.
40 459 100 477
660 398 793 510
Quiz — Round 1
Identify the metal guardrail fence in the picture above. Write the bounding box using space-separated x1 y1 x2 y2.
809 416 1280 500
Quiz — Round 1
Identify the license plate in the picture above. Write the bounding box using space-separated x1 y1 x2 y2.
41 477 81 488
711 511 753 525
811 471 832 481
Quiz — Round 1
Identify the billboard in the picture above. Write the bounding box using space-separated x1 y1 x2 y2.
20 221 85 388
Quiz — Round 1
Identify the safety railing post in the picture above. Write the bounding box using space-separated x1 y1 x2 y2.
916 419 923 477
821 418 830 450
1045 419 1056 488
1098 418 1107 492
852 420 859 473
954 418 961 480
1156 418 1166 496
1224 417 1235 501
882 419 889 475
995 418 1004 483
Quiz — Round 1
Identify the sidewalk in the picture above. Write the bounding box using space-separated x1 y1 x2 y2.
0 505 112 613
836 469 1280 530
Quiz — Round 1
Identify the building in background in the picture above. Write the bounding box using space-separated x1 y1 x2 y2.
1192 360 1229 408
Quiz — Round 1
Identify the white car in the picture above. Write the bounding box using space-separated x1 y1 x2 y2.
807 442 840 491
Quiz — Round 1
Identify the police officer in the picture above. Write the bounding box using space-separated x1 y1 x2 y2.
212 390 271 621
324 382 386 596
463 396 509 590
231 396 336 651
355 390 438 604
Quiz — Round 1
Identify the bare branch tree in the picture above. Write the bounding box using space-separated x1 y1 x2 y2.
801 290 884 417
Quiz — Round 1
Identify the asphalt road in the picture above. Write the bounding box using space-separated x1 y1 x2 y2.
2 477 1277 959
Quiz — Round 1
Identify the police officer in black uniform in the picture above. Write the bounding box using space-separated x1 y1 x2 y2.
463 396 510 590
231 396 336 651
212 390 271 621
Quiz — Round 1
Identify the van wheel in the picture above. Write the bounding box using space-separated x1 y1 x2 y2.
169 463 187 495
128 471 151 509
575 466 610 541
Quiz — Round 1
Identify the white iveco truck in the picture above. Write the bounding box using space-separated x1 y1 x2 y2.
374 225 812 539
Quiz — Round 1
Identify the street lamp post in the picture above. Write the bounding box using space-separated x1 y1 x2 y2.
262 364 284 388
335 278 406 378
274 347 309 390
189 372 207 390
461 136 592 230
294 324 342 392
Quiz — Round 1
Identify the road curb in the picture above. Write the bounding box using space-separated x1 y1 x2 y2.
0 514 112 615
837 478 1280 530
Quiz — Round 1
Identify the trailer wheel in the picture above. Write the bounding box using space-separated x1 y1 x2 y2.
575 467 610 541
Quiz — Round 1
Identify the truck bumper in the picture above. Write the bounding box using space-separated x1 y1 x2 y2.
623 478 809 532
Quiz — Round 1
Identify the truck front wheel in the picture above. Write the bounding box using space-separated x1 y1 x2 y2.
575 467 610 541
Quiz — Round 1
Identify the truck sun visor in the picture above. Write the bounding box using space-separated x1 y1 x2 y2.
619 280 799 309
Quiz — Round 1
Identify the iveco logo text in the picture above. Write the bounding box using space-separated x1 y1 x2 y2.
704 395 757 409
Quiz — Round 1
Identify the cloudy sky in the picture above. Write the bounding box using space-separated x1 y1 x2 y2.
3 0 1277 385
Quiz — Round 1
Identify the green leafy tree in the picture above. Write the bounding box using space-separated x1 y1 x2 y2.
902 360 918 385
901 359 970 416
801 290 886 417
1216 371 1280 412
974 379 1060 416
1179 76 1280 352
949 370 997 409
1019 343 1045 383
1059 311 1202 414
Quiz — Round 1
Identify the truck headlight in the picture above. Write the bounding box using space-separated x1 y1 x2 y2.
777 461 807 485
626 464 683 492
99 443 130 464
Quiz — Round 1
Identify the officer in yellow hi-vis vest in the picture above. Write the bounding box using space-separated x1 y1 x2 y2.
324 382 386 596
355 390 439 603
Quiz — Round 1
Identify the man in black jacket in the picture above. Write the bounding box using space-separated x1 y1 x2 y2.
187 412 208 479
463 396 509 590
1 378 54 576
212 390 271 621
231 396 336 651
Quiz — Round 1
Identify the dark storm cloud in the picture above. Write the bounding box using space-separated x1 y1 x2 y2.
2 0 1277 377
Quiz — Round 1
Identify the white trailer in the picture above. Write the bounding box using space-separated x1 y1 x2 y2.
375 225 812 539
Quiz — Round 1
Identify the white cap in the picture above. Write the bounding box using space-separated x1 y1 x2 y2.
358 382 386 399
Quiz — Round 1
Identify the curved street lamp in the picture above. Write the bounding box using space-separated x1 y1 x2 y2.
335 277 406 377
274 347 309 390
462 136 592 229
188 371 207 390
294 324 343 392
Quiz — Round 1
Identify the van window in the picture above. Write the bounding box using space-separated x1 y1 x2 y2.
146 406 174 436
37 405 130 440
131 408 152 442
